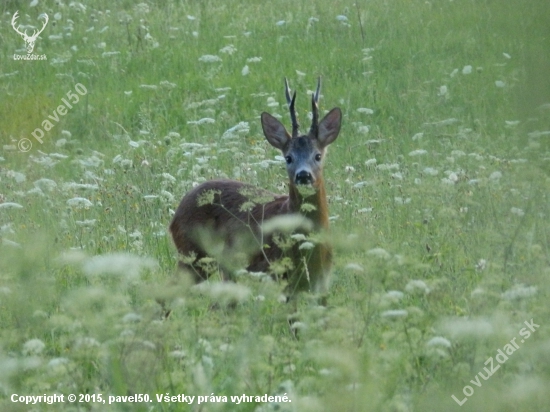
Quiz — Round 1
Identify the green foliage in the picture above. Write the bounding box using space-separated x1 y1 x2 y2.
1 0 550 411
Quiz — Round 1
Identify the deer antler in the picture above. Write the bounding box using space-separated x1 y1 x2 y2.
284 77 299 138
11 11 26 37
309 77 321 137
31 13 49 40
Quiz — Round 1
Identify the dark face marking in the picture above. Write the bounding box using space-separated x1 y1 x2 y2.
283 135 324 187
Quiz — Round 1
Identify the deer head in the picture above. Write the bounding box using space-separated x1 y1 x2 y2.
12 11 49 54
261 77 342 190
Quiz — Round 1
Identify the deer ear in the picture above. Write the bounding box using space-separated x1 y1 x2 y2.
317 108 341 148
261 112 291 150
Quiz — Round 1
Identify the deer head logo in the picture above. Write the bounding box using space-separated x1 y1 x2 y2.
11 11 49 54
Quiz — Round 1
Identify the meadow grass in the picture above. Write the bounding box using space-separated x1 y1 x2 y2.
1 0 550 411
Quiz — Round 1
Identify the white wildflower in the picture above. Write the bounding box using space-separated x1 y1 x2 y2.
122 313 142 323
440 317 494 338
63 183 99 191
198 54 222 63
495 80 506 88
475 259 487 271
510 207 525 217
170 350 186 359
194 282 251 304
241 65 250 76
266 96 279 107
261 214 312 234
501 284 537 300
381 309 408 318
351 125 368 136
357 108 374 114
353 181 374 188
7 170 26 183
462 65 473 74
75 219 97 227
66 197 93 208
367 247 391 260
336 15 348 21
160 81 177 89
187 118 215 125
405 279 430 294
383 290 404 302
23 339 45 355
102 51 121 58
75 337 100 349
82 253 158 279
409 149 427 156
222 122 249 139
471 288 485 298
48 357 69 368
426 336 452 348
219 44 237 54
345 263 364 273
394 196 410 204
423 167 438 176
364 158 377 167
0 202 23 209
376 163 400 171
289 322 307 332
412 132 424 141
299 241 314 250
161 172 176 183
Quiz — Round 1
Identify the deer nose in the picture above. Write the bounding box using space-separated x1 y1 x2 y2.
295 170 313 185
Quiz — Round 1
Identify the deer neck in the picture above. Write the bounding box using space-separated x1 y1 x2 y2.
288 177 329 230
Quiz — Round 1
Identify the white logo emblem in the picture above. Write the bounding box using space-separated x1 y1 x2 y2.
11 11 49 54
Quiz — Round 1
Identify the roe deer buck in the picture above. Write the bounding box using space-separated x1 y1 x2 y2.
170 78 341 296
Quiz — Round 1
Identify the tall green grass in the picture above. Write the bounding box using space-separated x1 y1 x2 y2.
1 0 549 411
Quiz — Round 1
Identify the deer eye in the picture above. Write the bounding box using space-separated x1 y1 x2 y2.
285 156 293 164
315 153 322 162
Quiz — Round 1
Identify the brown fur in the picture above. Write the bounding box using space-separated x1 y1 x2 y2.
169 177 332 293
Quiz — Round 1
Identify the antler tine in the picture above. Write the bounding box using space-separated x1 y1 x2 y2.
284 77 292 106
313 76 321 104
11 11 24 35
309 76 321 136
284 77 299 138
38 13 49 30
